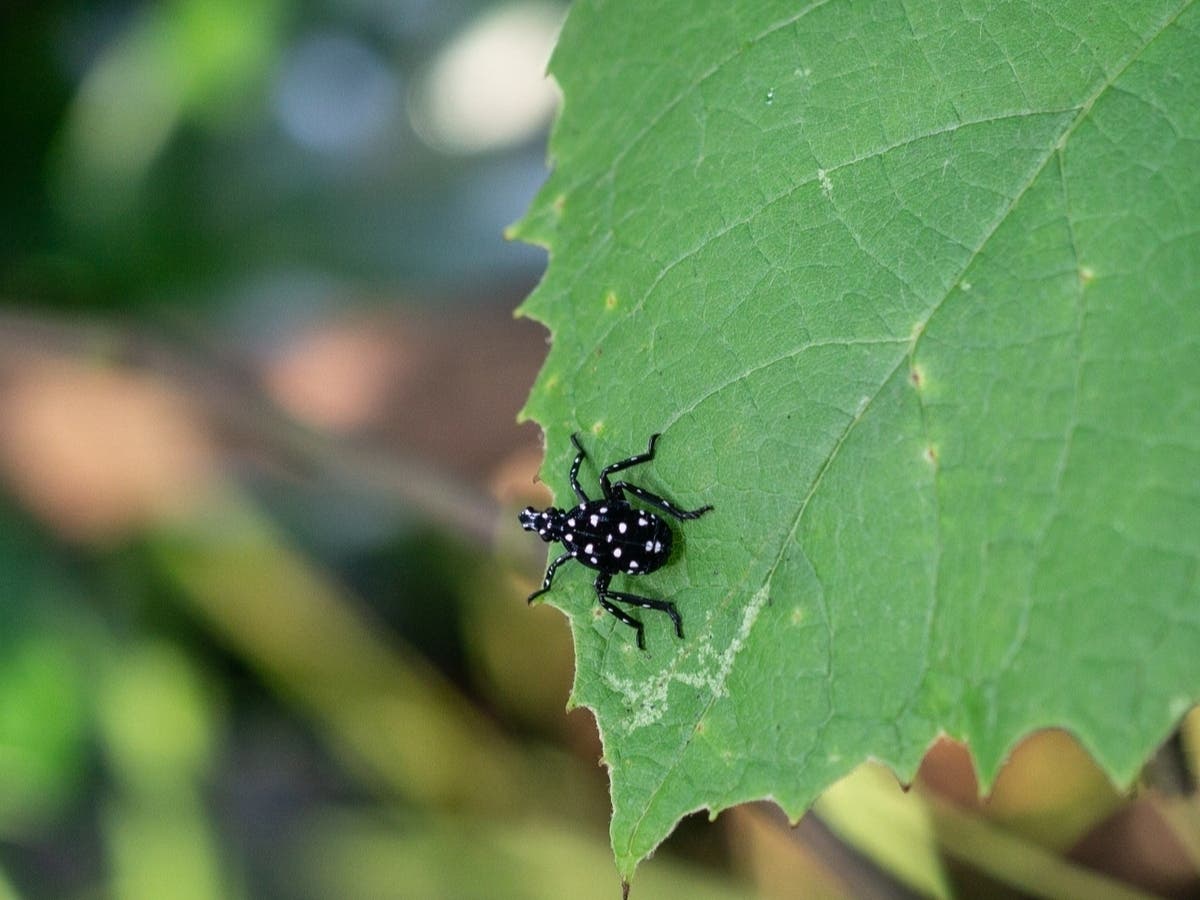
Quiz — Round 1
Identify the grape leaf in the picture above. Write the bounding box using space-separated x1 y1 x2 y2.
511 0 1200 878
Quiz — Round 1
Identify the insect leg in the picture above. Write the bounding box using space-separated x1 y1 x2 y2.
599 433 659 499
611 481 713 520
594 573 645 649
603 587 684 640
569 433 591 503
527 552 573 604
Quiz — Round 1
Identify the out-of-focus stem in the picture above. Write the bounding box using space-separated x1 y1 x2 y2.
148 489 531 810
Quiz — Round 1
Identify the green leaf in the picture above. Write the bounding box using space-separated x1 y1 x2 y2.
512 0 1200 878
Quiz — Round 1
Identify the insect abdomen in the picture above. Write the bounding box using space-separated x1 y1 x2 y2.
560 501 671 575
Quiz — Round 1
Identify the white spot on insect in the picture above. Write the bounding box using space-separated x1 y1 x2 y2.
629 560 639 569
590 515 599 526
571 550 578 556
618 522 627 534
539 528 546 535
584 543 594 554
599 506 608 513
567 518 575 527
590 557 598 564
564 533 573 542
654 541 662 553
613 548 622 558
645 541 654 551
638 518 648 527
607 534 614 542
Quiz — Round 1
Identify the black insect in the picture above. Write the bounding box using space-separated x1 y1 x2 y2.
519 432 713 650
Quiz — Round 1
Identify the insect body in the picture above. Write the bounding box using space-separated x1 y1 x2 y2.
519 433 712 650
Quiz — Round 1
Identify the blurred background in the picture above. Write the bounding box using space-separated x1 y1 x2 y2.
1 2 1198 898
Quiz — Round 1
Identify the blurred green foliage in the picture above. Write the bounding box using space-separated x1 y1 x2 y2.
1 0 548 311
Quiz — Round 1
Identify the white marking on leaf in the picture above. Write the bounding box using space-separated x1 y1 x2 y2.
602 584 769 731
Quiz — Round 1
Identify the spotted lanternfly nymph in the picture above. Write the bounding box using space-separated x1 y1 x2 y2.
519 432 713 650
